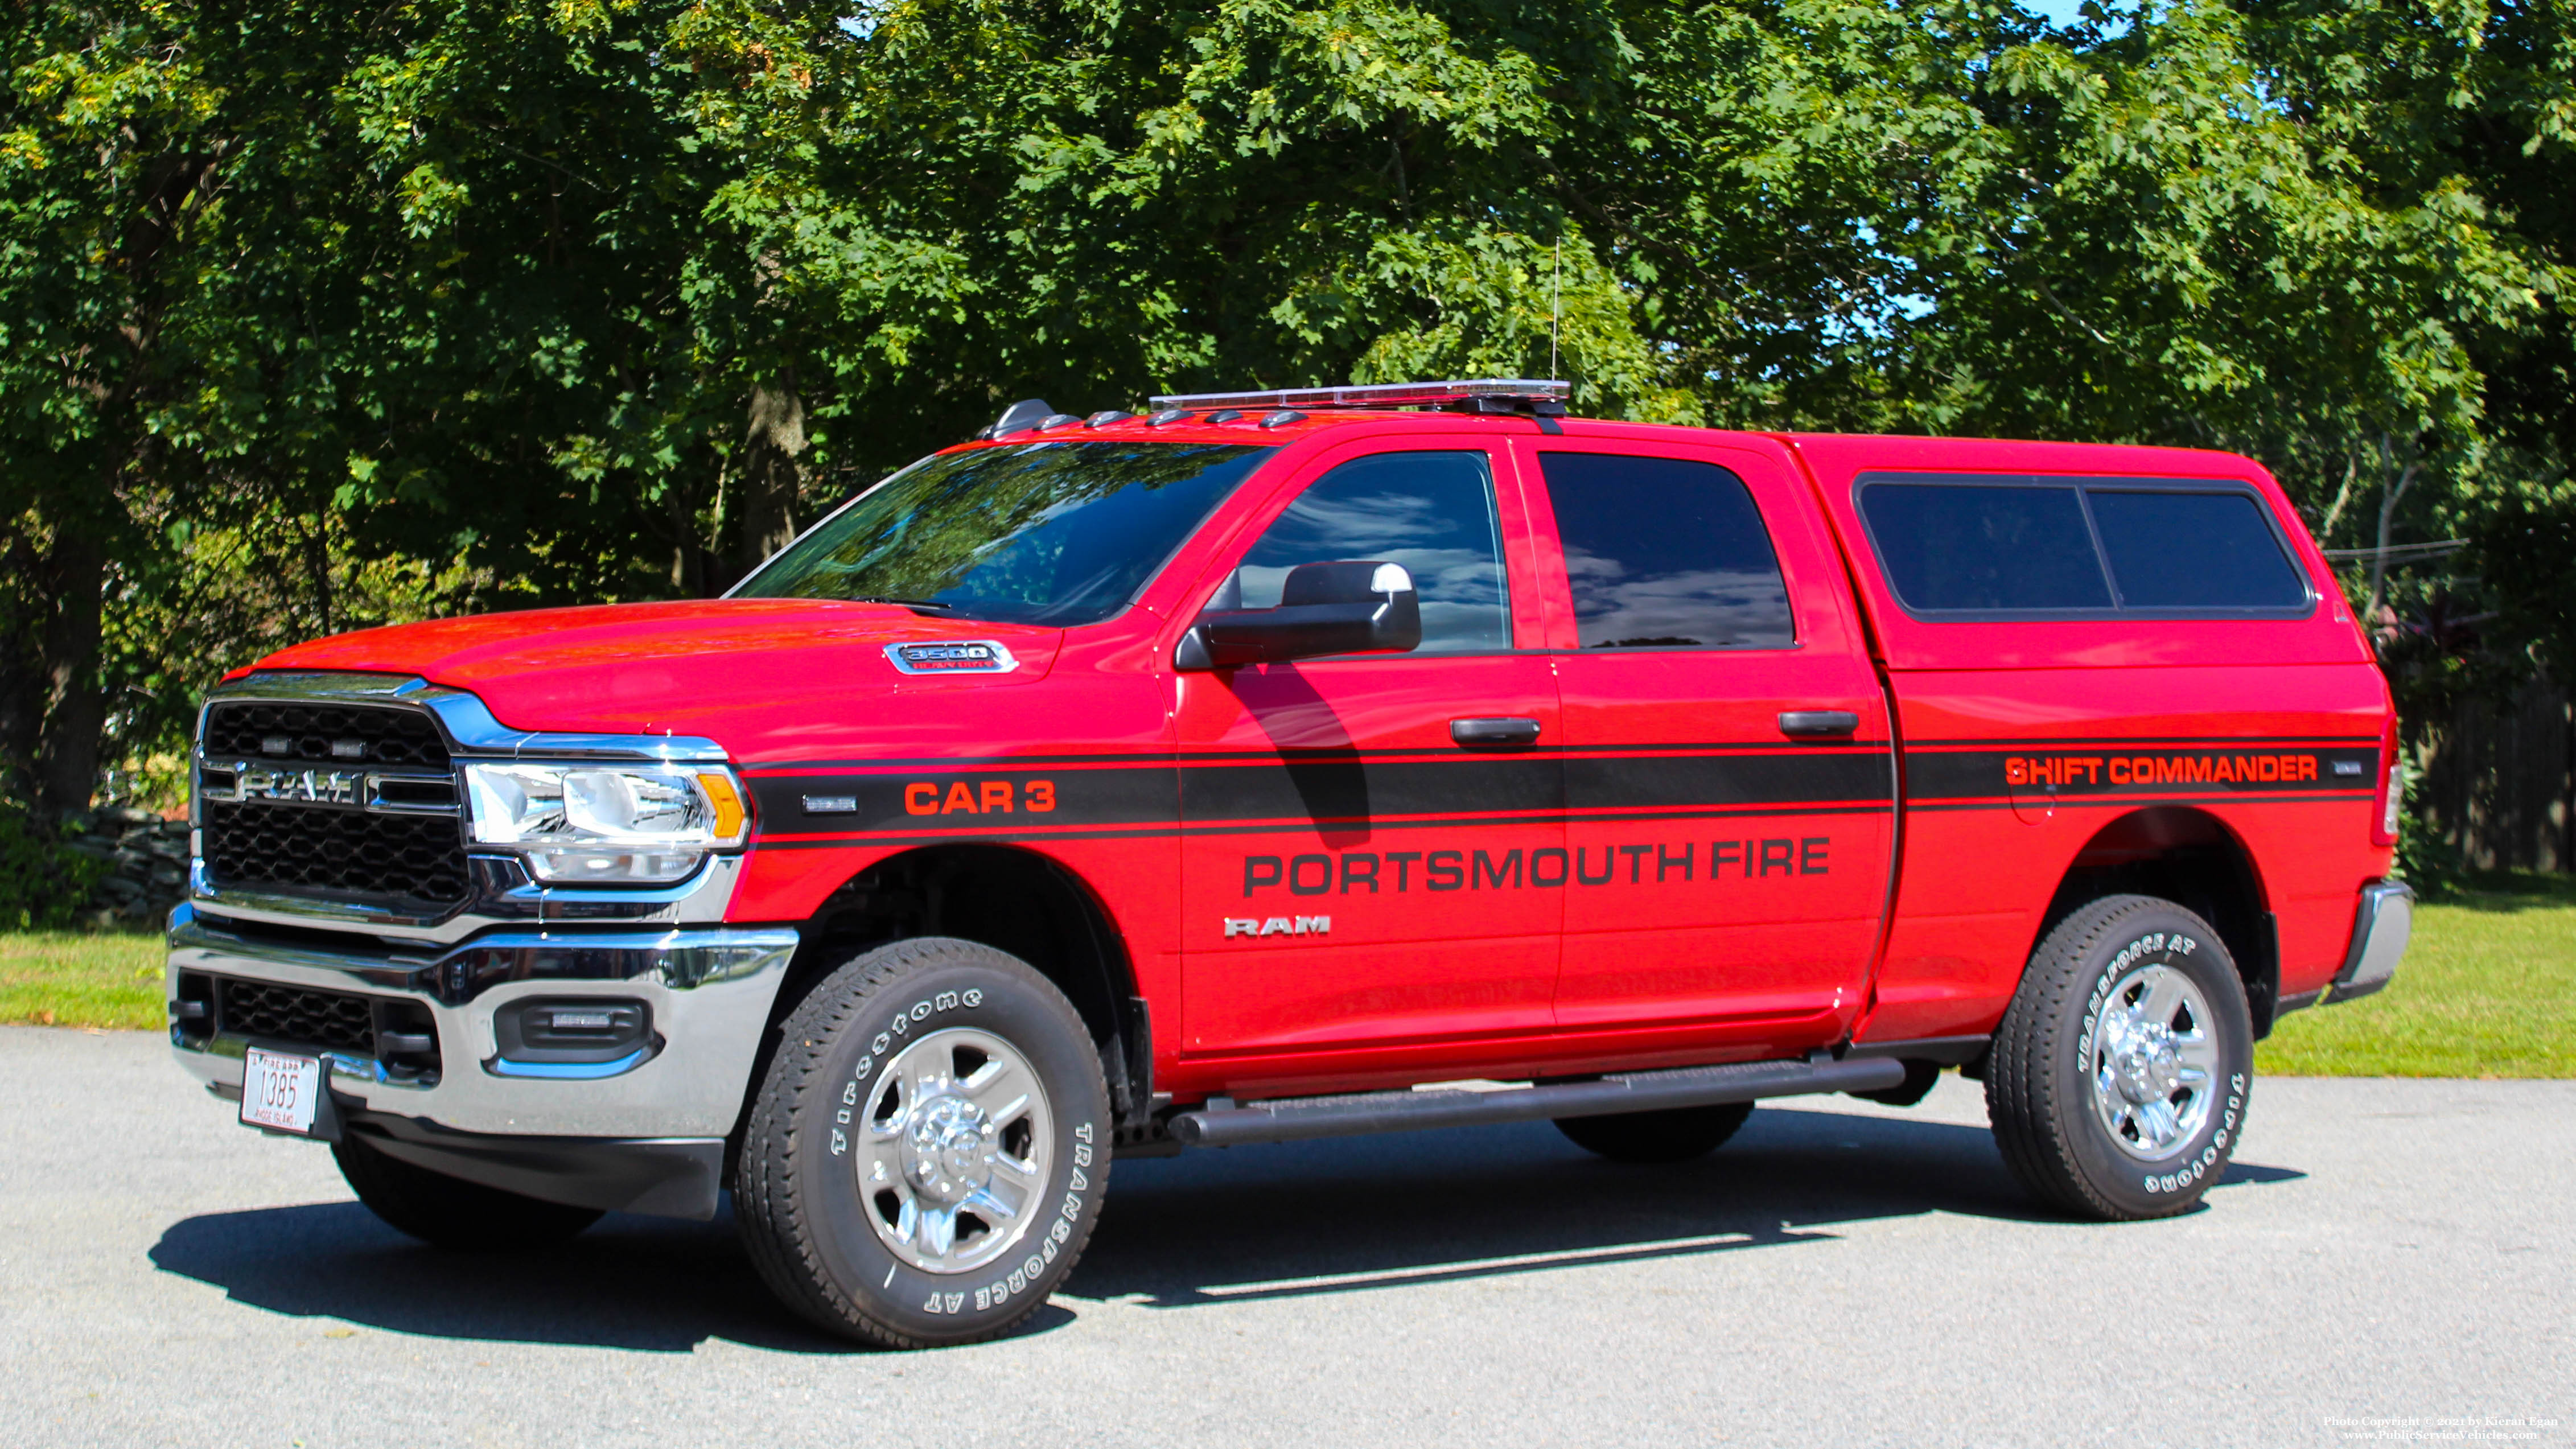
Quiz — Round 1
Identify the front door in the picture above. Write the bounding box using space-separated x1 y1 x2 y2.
1175 441 1563 1083
1515 438 1897 1055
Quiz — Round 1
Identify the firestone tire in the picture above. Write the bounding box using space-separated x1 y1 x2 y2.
734 937 1112 1349
1986 894 2253 1221
331 1131 604 1249
1554 1101 1754 1163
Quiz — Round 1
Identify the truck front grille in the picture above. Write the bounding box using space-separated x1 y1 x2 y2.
217 977 377 1053
199 973 443 1077
203 798 472 904
203 701 450 768
197 697 471 909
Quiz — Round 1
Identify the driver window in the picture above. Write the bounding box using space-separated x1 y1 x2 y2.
1230 450 1511 654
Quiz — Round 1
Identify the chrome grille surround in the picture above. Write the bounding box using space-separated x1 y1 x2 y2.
189 672 740 942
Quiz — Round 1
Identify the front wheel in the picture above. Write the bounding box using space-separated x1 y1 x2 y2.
1986 894 2253 1221
733 937 1112 1349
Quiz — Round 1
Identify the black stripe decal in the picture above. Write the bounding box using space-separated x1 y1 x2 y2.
746 740 1887 775
1568 751 1892 812
1182 755 1564 823
1905 746 2382 802
755 801 1903 849
747 767 1178 838
1896 733 2380 750
751 748 1900 838
1909 793 2373 814
747 739 2369 842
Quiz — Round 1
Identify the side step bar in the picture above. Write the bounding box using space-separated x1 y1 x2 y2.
1168 1053 1909 1148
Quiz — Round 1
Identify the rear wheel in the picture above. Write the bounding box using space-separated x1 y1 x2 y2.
1554 1101 1754 1163
332 1132 603 1249
1986 894 2253 1220
734 937 1112 1349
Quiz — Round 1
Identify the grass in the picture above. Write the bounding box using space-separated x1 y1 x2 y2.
2257 870 2576 1078
0 930 165 1031
0 874 2568 1075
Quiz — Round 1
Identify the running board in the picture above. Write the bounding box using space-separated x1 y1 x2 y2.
1167 1054 1909 1148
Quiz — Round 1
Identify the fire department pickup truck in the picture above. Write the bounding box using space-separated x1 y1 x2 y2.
170 378 2412 1347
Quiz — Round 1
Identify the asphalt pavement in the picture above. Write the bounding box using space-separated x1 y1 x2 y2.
1 1024 2567 1448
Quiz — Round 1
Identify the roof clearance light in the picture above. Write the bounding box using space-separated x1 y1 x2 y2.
980 398 1055 438
1147 378 1571 413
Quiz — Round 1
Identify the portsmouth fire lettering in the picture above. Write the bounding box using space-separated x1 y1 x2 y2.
1242 838 1829 898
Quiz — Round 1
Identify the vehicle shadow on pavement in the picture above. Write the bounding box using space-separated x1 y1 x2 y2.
146 1104 2301 1347
145 1199 1034 1354
1064 1106 2305 1308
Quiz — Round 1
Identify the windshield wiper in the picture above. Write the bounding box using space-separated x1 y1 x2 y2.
845 595 956 612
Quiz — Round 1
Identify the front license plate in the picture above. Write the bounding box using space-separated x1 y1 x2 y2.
240 1047 324 1135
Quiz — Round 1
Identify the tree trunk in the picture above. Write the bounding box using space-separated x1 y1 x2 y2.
0 525 47 797
35 529 106 819
733 376 807 583
2365 437 2420 625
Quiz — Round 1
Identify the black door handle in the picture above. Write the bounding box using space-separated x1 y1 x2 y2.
1777 710 1861 738
1451 717 1542 747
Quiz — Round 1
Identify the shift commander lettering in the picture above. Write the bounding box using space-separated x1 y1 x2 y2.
2007 753 2323 788
1243 838 1828 898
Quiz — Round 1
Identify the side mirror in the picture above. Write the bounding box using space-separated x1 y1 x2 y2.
1174 561 1423 670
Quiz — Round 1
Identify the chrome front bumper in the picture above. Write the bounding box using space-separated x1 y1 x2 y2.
167 904 797 1141
2326 878 2414 1004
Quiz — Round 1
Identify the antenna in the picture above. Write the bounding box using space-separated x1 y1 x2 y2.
1549 240 1562 381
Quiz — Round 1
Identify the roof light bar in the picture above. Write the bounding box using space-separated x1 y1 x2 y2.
1147 378 1571 412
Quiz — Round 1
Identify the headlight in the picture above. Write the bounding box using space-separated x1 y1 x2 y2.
464 763 751 884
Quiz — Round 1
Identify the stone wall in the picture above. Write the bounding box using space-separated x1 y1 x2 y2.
61 808 190 929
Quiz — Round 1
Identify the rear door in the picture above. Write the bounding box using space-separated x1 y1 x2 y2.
1511 435 1895 1054
1174 438 1564 1078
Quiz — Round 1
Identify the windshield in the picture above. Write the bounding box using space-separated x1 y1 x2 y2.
735 441 1274 624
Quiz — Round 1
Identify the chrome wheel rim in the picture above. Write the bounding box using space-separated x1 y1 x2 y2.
2089 963 2220 1162
856 1026 1052 1275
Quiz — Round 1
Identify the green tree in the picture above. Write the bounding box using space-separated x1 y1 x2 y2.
5 0 2573 829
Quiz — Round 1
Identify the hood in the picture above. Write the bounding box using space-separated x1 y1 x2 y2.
244 599 1067 760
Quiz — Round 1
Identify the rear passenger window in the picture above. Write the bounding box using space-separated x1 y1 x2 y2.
2088 490 2308 610
1856 475 2311 618
1538 452 1795 649
1858 483 2112 612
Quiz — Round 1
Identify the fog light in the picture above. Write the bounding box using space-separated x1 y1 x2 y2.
492 998 656 1071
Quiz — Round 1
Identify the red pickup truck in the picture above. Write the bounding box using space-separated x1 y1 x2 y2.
168 379 2411 1348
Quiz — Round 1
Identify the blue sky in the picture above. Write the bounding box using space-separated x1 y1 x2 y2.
2024 0 2105 26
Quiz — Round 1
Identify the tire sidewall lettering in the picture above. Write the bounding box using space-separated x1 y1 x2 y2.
2074 930 2198 1074
949 1127 1098 1317
793 954 1101 1336
2061 917 2249 1214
